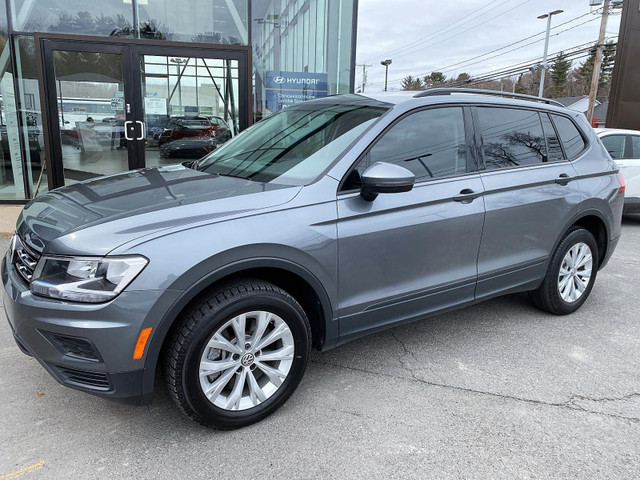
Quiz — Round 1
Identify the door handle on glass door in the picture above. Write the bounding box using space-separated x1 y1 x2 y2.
124 121 134 141
136 121 146 141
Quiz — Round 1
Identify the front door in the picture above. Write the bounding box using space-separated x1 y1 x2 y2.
336 106 485 344
37 36 250 191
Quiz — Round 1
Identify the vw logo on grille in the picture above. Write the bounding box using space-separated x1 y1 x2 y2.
273 76 286 84
241 353 255 367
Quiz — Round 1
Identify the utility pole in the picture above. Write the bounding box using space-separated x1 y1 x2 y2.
356 63 371 93
381 59 392 92
537 10 564 98
587 0 610 125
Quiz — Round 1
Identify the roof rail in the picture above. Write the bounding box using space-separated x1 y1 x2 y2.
413 88 565 108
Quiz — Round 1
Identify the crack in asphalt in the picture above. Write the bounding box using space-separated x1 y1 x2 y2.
310 359 640 424
567 393 640 405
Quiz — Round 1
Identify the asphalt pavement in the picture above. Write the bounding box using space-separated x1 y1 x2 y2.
1 218 639 479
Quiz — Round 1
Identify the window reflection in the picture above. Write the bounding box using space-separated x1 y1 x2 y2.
478 108 547 169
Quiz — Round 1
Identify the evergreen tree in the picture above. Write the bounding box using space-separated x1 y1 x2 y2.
550 52 572 96
401 75 423 91
424 71 446 86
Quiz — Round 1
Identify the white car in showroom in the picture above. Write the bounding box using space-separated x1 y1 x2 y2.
596 128 640 213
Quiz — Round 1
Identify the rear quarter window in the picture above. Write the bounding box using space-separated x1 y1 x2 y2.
550 114 587 159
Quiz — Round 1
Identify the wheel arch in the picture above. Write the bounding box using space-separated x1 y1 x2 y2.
140 257 336 401
557 209 609 269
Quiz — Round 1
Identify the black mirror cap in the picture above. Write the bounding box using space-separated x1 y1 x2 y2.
360 162 415 201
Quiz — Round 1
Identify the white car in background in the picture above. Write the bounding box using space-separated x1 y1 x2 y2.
596 128 640 214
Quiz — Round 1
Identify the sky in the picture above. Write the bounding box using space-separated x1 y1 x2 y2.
355 0 622 92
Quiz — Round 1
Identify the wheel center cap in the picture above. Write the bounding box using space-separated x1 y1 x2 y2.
241 352 255 367
571 268 577 276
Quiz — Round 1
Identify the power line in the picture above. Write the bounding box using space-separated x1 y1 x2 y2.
368 0 509 61
368 15 604 88
390 0 535 62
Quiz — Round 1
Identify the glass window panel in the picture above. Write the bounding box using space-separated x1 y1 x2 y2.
550 114 587 160
136 0 247 44
601 135 626 159
631 136 640 159
10 0 134 37
541 113 564 162
360 107 467 182
478 107 547 170
252 0 355 122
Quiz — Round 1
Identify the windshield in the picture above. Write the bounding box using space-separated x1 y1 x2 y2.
196 103 387 185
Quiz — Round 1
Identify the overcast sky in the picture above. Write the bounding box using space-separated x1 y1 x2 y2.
356 0 622 91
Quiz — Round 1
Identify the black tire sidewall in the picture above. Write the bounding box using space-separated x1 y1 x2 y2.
181 292 310 428
547 228 599 314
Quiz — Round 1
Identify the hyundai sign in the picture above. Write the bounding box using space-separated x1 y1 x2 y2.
265 70 329 113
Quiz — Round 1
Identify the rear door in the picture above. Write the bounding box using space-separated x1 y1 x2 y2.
336 106 485 343
474 106 583 299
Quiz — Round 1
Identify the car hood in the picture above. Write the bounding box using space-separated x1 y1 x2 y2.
17 164 301 256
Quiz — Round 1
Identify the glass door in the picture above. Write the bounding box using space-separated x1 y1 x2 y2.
40 40 140 188
140 55 240 168
38 37 250 190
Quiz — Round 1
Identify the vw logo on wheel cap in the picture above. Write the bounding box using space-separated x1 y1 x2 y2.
241 353 255 367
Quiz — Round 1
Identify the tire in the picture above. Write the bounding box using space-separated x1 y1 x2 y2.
530 227 599 315
164 278 311 429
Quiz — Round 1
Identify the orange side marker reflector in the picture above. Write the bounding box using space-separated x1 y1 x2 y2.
133 327 153 360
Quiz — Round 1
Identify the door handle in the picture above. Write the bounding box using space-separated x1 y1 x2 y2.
554 173 572 185
124 120 134 141
136 121 146 141
453 188 482 203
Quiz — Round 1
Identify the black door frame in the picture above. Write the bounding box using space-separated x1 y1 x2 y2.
36 33 252 192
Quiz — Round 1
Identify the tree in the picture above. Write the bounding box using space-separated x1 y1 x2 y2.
455 72 471 84
577 41 617 98
550 52 572 96
424 71 446 86
401 75 423 91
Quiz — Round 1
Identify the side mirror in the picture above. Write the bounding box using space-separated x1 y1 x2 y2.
360 162 415 201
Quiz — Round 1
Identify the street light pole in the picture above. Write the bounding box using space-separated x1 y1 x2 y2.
381 59 392 92
537 10 563 98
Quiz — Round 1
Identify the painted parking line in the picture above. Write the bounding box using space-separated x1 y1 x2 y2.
0 460 45 479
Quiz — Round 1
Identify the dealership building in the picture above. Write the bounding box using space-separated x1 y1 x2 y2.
0 0 357 202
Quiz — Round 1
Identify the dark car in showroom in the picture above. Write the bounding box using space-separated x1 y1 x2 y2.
159 130 232 160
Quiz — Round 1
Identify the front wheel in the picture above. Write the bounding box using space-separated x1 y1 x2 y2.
164 279 311 429
531 227 598 315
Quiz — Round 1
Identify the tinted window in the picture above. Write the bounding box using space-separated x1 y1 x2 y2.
601 135 626 159
357 107 467 182
631 136 640 159
478 108 546 169
551 115 586 159
541 113 564 162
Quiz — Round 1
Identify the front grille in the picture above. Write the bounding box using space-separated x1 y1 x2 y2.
11 235 41 284
41 331 102 362
54 365 111 391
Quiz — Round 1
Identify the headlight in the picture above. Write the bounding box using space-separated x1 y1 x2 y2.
30 255 148 303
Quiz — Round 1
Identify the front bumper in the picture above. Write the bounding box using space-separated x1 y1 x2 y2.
2 251 177 405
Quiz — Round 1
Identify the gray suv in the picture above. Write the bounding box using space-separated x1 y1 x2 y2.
3 89 623 429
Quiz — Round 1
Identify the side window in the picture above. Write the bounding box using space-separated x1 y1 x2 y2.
355 107 468 183
550 114 587 159
540 113 564 162
601 135 626 159
477 107 546 169
630 136 640 159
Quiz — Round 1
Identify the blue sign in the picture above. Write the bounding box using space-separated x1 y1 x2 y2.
265 70 329 113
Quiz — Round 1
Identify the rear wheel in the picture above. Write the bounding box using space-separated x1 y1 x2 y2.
164 279 311 429
531 227 598 315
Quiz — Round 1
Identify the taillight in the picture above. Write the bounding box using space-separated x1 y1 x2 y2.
618 173 625 195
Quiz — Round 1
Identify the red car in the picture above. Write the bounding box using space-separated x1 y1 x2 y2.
158 116 228 146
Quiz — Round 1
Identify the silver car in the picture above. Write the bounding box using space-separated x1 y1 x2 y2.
3 89 624 429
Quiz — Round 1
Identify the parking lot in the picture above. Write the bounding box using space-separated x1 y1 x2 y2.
1 218 639 479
